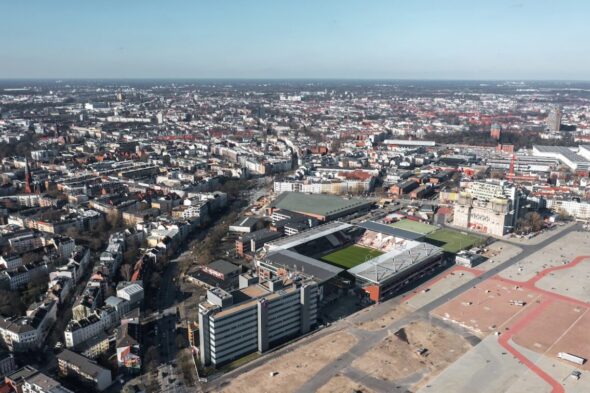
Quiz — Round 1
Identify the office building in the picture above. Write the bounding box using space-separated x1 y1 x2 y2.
198 278 319 367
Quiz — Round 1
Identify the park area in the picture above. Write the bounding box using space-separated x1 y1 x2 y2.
321 245 383 269
425 228 485 253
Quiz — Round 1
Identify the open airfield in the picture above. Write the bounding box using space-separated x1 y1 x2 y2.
207 223 590 393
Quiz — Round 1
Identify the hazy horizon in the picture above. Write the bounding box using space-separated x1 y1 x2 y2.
2 0 589 80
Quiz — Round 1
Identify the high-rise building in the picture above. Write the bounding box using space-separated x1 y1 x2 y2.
452 181 526 236
24 158 32 194
198 278 319 367
546 106 562 133
490 123 502 140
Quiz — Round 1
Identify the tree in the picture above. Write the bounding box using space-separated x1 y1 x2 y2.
0 290 26 316
557 208 572 221
120 264 133 281
123 244 139 265
516 212 544 234
149 272 162 290
21 273 49 306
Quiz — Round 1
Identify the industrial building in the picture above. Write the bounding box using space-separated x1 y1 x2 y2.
532 145 590 172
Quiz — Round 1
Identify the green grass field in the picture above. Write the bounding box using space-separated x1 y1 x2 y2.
425 229 485 253
321 245 384 269
390 219 438 235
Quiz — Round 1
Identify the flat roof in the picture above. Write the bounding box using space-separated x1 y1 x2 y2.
265 249 344 283
231 217 258 228
358 221 425 241
271 192 372 218
348 242 442 284
207 259 240 275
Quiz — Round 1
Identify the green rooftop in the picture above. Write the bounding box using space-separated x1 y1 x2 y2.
272 192 372 218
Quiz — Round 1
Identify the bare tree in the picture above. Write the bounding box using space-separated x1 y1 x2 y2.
120 264 133 281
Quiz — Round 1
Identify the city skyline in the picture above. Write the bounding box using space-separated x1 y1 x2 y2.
1 0 589 80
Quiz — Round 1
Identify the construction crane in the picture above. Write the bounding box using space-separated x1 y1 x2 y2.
507 153 516 180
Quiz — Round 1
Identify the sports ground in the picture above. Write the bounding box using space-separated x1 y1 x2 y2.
425 228 485 253
390 219 438 235
321 245 384 269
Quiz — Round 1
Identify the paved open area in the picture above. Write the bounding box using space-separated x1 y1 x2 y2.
417 336 552 393
476 241 523 271
535 257 590 303
500 231 590 282
433 277 541 336
404 268 478 310
512 300 590 371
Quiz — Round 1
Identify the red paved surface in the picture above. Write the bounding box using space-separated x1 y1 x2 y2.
494 255 590 393
498 299 564 393
433 278 539 335
432 255 590 393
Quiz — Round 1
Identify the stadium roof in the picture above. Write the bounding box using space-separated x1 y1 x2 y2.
271 192 372 218
348 242 442 284
265 249 344 283
265 221 352 252
358 221 425 241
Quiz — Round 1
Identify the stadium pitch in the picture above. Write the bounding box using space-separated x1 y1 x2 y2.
425 229 484 253
321 245 384 269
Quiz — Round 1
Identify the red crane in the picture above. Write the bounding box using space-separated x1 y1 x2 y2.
507 153 516 180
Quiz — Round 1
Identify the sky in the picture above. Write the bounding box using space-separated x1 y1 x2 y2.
1 0 589 80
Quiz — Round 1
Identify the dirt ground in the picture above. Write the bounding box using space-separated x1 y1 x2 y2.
353 303 411 331
351 320 471 388
316 375 374 393
220 331 358 393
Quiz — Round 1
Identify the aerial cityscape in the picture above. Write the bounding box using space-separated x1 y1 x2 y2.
2 1 590 393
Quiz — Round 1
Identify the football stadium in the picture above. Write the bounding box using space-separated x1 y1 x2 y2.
259 221 444 302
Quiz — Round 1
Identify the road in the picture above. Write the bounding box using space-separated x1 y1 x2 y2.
204 222 580 393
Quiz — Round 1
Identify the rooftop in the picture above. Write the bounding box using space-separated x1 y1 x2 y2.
348 242 443 284
358 221 425 241
264 249 344 283
271 192 372 218
57 349 110 378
